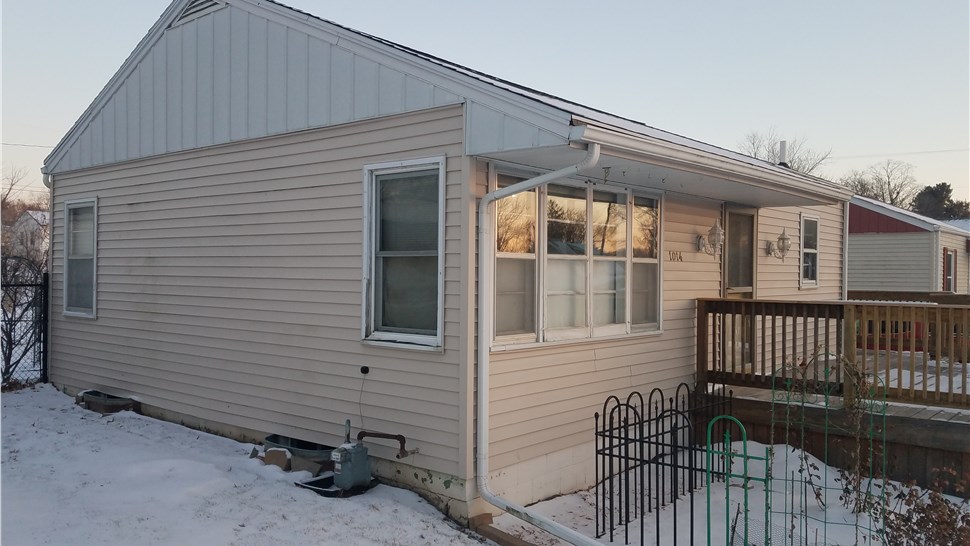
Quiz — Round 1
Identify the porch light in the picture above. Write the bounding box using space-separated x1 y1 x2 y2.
697 218 724 257
766 228 792 260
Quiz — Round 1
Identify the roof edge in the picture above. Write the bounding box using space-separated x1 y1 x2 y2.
572 123 853 205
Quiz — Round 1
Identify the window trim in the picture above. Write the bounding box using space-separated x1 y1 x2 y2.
489 167 663 347
943 247 956 293
361 157 446 350
800 213 820 289
63 198 98 318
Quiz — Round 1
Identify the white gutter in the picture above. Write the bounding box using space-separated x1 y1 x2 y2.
571 124 853 205
476 143 601 546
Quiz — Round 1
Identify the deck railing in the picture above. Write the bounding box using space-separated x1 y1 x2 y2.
697 299 970 408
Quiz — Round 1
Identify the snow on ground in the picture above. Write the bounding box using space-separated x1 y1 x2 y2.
492 442 969 546
1 385 488 546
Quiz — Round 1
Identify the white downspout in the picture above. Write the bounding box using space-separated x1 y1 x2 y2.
476 143 601 546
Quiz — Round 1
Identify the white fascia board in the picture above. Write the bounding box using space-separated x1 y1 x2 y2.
571 123 853 205
44 0 195 173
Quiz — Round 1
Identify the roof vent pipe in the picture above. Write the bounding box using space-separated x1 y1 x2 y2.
778 140 790 168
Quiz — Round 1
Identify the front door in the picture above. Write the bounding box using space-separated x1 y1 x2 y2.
723 210 756 372
724 210 755 299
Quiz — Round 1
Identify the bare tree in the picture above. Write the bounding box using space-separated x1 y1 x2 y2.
2 167 50 269
1 256 44 385
839 159 919 207
738 128 831 176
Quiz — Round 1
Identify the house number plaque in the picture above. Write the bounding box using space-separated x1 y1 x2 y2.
667 251 683 262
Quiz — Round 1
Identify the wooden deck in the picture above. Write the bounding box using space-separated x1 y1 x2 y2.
697 298 970 408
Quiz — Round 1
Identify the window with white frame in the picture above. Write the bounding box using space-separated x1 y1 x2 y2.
494 176 660 343
800 215 819 287
362 158 444 348
64 199 97 316
943 248 956 292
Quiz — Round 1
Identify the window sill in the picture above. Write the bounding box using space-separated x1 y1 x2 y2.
63 311 96 319
799 282 819 290
491 328 664 353
363 337 443 353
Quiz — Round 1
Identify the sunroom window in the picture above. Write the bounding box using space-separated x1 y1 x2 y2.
494 177 661 344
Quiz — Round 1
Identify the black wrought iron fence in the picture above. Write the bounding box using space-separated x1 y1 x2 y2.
594 382 732 546
2 256 48 387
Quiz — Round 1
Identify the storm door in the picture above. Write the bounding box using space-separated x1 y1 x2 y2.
722 209 756 373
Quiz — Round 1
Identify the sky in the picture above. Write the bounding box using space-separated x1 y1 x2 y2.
2 0 968 203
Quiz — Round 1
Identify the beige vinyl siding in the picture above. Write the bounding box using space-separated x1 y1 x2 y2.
847 232 935 293
50 105 467 475
757 204 844 300
487 195 721 471
939 231 969 294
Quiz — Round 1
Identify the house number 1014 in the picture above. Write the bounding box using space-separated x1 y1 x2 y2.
667 251 683 262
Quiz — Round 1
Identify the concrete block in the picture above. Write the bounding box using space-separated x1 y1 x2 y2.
263 448 291 471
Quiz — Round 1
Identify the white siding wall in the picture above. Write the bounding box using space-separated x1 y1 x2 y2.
847 232 935 293
758 204 845 300
939 231 970 295
50 106 468 476
47 3 569 175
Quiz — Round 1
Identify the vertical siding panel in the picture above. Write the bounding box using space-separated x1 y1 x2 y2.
127 69 140 159
196 15 215 148
153 38 167 155
79 127 92 168
286 29 308 132
182 20 198 150
404 75 433 110
102 97 116 164
378 65 404 116
330 47 353 124
433 87 461 105
247 15 268 138
166 26 183 152
212 8 231 144
266 21 287 135
139 56 154 156
353 56 379 119
114 84 128 161
229 8 249 142
90 114 103 167
67 144 80 171
307 37 330 126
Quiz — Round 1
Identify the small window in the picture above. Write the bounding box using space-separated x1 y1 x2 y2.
362 158 444 348
800 215 819 288
943 248 956 292
64 199 97 316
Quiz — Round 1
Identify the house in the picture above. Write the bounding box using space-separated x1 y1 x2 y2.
42 0 852 528
848 196 970 297
6 210 50 265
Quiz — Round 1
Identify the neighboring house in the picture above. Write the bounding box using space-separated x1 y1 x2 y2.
848 196 970 295
42 0 852 523
7 210 50 265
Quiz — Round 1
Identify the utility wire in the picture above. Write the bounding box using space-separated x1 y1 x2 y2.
829 148 968 160
1 142 53 148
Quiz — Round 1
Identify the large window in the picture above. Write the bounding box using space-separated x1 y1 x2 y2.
800 215 819 288
363 158 444 348
494 177 660 344
64 199 97 316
